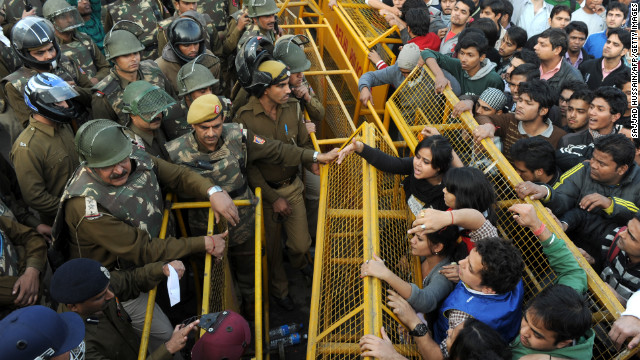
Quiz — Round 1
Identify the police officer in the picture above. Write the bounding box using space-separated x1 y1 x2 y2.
155 17 221 94
51 119 235 352
176 58 219 109
231 35 273 117
2 16 93 127
103 0 170 60
10 73 81 227
0 0 43 34
165 94 337 314
157 1 223 58
234 60 316 310
43 0 110 85
236 0 280 47
92 24 179 127
122 80 177 160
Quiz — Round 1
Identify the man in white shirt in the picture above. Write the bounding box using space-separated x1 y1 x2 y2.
516 0 554 39
571 0 605 37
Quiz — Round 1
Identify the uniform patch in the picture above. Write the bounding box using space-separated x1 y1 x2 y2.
19 142 26 147
84 197 102 220
253 135 265 144
214 104 221 114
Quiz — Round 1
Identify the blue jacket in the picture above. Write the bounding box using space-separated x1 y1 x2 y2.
584 30 607 58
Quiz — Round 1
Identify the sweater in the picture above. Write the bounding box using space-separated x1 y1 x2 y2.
406 257 454 317
358 65 405 91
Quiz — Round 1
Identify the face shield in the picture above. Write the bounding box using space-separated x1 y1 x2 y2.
49 7 84 33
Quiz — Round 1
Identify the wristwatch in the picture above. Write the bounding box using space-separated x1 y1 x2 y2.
408 323 429 337
313 151 319 163
207 185 223 197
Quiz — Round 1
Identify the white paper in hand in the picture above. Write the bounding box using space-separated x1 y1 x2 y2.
167 265 181 307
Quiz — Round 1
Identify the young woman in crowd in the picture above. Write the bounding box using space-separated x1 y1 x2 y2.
447 318 512 360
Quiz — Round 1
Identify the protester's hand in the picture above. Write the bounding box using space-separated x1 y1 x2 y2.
605 283 627 305
408 208 450 235
237 12 250 30
368 49 383 65
328 0 338 9
387 289 420 329
13 267 39 307
508 203 542 230
609 315 640 350
292 85 311 102
439 263 460 283
337 138 364 164
35 224 52 243
359 87 374 107
434 75 450 93
163 260 185 279
577 248 595 265
545 207 564 230
359 327 406 360
472 123 495 143
437 28 447 39
451 99 474 118
514 181 548 200
361 253 390 280
420 126 440 138
316 148 339 164
579 193 612 212
204 230 228 259
272 197 292 217
165 320 200 354
209 190 239 226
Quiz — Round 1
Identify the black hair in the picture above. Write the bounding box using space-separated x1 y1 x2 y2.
607 1 629 19
611 68 631 88
511 63 540 81
565 21 589 38
560 79 585 94
593 134 636 168
526 285 591 345
424 225 463 260
415 135 453 175
475 237 524 294
550 5 571 20
569 88 595 103
538 27 569 56
400 0 427 21
505 26 528 49
501 0 513 22
594 86 628 116
468 18 499 48
513 48 540 67
443 167 496 223
481 0 505 16
405 8 431 37
634 137 640 150
449 318 512 360
510 137 556 176
518 79 555 110
456 0 476 15
455 29 490 55
607 28 631 50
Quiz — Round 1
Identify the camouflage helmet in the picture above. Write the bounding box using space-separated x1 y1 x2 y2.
167 17 205 63
246 0 279 18
273 35 311 73
43 0 84 33
75 120 133 168
177 58 219 97
11 17 61 69
103 21 145 61
122 81 177 122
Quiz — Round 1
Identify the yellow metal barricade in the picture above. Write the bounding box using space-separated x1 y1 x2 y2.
138 195 268 359
384 65 637 360
308 123 421 359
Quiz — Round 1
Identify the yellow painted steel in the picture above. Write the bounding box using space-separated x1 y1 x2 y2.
308 123 421 359
384 64 637 360
254 187 268 360
200 210 215 337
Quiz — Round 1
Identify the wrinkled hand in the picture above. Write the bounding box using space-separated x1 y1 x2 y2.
387 289 420 329
273 197 292 217
439 263 460 283
368 49 383 65
437 28 447 39
292 85 311 102
35 224 52 243
304 121 316 134
359 327 405 360
508 203 542 230
359 87 374 107
165 320 200 354
237 12 250 30
408 208 450 235
13 267 40 307
361 253 390 280
434 75 450 93
609 315 640 350
205 230 228 259
577 248 595 265
472 124 495 143
163 260 186 279
579 193 612 212
451 99 474 118
420 126 440 138
337 138 363 164
210 190 239 226
316 148 339 164
514 181 548 200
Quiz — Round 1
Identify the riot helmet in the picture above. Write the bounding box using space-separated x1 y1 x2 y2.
122 81 177 122
11 17 61 70
43 0 84 33
167 17 206 63
273 35 311 73
24 73 81 123
235 36 274 94
246 0 279 18
75 119 133 168
103 21 145 61
177 54 220 97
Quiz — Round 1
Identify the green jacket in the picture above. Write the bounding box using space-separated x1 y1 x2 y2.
510 329 595 359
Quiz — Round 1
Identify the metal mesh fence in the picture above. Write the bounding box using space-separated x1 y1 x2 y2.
385 65 636 360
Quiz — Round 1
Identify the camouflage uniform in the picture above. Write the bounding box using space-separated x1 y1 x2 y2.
0 0 44 36
123 124 170 160
10 116 79 226
103 0 170 60
199 0 239 34
155 47 222 95
237 23 277 51
1 56 93 127
91 60 179 126
55 32 110 81
157 10 223 58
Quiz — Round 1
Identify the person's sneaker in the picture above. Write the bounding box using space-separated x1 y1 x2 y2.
272 295 295 311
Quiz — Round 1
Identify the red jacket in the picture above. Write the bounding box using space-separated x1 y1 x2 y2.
408 33 441 51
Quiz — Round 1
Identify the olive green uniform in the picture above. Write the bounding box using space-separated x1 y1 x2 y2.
0 216 47 310
155 47 221 95
237 23 277 50
157 11 223 59
10 116 79 226
294 76 325 127
0 0 44 36
0 156 40 228
123 123 170 160
0 42 22 144
234 96 313 298
56 32 110 81
199 0 238 34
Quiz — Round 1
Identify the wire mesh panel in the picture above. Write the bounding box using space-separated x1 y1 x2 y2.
308 123 421 359
386 65 637 360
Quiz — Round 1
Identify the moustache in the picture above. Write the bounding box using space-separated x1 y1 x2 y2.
110 169 129 180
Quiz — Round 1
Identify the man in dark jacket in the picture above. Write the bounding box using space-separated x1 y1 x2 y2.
579 28 630 90
533 28 584 94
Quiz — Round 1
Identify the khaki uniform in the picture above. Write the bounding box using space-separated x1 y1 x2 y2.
0 156 40 228
124 123 170 160
103 0 170 61
91 60 178 126
10 117 79 226
234 96 313 298
155 47 221 95
2 57 93 127
52 148 214 270
56 32 110 81
294 76 325 127
0 216 47 309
